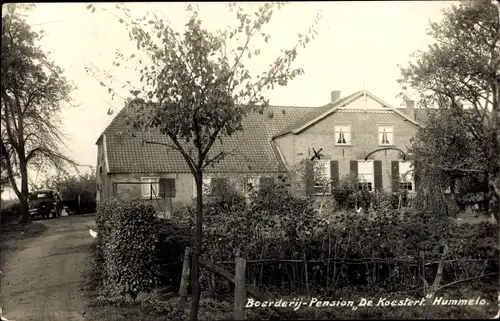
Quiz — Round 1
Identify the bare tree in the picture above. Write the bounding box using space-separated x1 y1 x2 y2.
1 4 77 223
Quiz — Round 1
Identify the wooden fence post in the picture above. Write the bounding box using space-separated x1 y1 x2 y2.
418 251 425 296
303 252 310 298
178 247 192 308
198 257 298 319
234 250 246 320
427 243 449 301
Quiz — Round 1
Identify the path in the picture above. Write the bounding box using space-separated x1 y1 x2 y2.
0 216 94 321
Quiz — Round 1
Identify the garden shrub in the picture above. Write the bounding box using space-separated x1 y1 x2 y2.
153 174 498 297
332 184 353 209
357 188 374 210
93 198 122 289
156 217 193 289
205 194 246 217
103 199 159 299
0 201 21 224
332 175 356 209
205 179 247 217
390 189 409 209
371 190 410 210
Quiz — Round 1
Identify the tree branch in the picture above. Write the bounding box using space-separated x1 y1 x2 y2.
434 272 498 293
436 166 484 173
25 146 43 162
200 123 225 162
143 138 198 175
0 139 22 199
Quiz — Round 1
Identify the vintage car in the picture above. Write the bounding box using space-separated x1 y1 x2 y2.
29 189 62 219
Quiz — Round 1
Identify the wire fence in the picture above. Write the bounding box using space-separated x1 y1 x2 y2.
158 256 498 295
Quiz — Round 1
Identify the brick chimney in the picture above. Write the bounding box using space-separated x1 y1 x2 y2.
331 90 341 103
406 100 415 120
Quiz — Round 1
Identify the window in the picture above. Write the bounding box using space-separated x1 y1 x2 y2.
193 176 212 197
378 125 394 145
399 161 414 191
141 177 160 198
335 124 351 145
245 176 260 195
314 160 331 193
358 161 374 191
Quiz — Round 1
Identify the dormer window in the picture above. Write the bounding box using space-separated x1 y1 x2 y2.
378 125 394 145
335 124 351 145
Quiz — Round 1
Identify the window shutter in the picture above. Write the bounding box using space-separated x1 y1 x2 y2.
159 179 166 198
211 178 226 197
350 161 359 189
305 161 315 195
259 176 275 190
350 160 358 176
391 161 400 192
330 161 339 191
374 160 383 191
163 178 176 198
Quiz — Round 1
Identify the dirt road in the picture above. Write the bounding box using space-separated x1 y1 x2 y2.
1 216 94 321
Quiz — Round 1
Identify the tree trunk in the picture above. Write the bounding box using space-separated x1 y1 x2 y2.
488 172 499 222
492 51 500 224
189 171 203 321
18 158 30 224
18 197 30 224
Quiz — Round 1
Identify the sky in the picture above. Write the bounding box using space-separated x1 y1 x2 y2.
2 1 456 198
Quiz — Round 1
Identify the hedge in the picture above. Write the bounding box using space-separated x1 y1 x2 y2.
155 180 499 296
95 198 159 299
0 201 22 224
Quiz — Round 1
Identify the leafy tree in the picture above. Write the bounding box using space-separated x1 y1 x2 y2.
409 108 489 216
86 3 321 318
398 1 500 220
1 4 76 223
33 168 97 200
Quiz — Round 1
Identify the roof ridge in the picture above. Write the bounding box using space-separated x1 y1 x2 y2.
271 91 363 138
99 100 312 174
267 105 317 108
97 103 319 142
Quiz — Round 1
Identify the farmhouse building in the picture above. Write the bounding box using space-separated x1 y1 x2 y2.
95 90 430 217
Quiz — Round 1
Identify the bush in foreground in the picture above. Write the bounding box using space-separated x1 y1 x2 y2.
95 198 159 300
157 181 498 296
0 201 22 224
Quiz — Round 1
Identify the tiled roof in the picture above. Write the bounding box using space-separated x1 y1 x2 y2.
101 105 314 174
273 91 422 137
99 91 430 175
414 108 435 124
274 91 362 137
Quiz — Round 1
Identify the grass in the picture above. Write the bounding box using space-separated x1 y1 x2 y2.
83 207 497 320
82 239 498 321
0 219 47 239
83 289 499 320
0 220 47 265
0 220 47 241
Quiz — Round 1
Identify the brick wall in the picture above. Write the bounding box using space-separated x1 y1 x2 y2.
275 109 418 192
275 133 295 167
103 171 282 215
105 173 193 216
